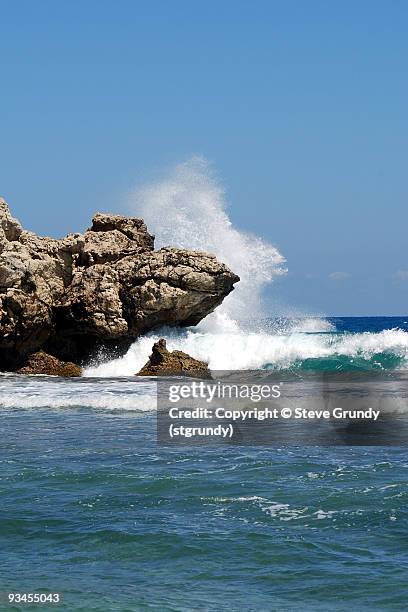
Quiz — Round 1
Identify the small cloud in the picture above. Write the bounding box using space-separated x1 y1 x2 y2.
394 270 408 281
328 271 350 281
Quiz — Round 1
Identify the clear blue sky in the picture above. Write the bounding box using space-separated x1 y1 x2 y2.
1 0 407 316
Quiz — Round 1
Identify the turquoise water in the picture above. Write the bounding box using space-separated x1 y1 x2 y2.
2 408 408 611
1 317 408 611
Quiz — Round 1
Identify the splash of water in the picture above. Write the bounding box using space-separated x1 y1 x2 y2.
82 159 408 377
84 158 342 377
128 156 286 330
83 327 408 376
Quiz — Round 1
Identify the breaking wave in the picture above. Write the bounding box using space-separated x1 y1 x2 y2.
84 327 408 376
82 158 408 377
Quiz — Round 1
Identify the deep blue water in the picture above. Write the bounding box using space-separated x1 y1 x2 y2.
0 317 408 611
328 316 408 334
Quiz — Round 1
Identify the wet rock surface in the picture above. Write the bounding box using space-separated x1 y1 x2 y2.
137 339 211 378
17 351 82 377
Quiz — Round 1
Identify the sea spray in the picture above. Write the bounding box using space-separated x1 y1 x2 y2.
83 160 408 377
83 327 408 376
127 156 287 330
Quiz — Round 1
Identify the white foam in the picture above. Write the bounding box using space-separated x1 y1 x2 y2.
334 328 408 357
0 378 156 411
290 318 335 333
83 327 408 376
84 158 408 376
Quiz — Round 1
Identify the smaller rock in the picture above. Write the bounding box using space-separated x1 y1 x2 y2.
137 339 211 378
17 351 82 377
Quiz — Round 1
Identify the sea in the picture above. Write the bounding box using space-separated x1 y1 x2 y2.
1 315 408 611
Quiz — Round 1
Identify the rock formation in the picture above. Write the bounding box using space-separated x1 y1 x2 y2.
137 339 211 378
17 351 82 377
0 198 239 369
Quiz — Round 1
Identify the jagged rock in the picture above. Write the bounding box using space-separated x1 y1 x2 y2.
137 339 211 378
0 199 239 369
17 351 82 377
0 198 22 244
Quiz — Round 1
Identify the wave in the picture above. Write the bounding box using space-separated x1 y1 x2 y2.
0 377 156 411
82 159 407 378
83 326 408 376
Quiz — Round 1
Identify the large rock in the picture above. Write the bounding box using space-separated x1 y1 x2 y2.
0 199 239 369
137 339 211 378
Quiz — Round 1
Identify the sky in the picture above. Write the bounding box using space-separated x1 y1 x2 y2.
0 0 407 316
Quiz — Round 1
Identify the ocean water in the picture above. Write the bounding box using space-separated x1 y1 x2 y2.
1 316 408 611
